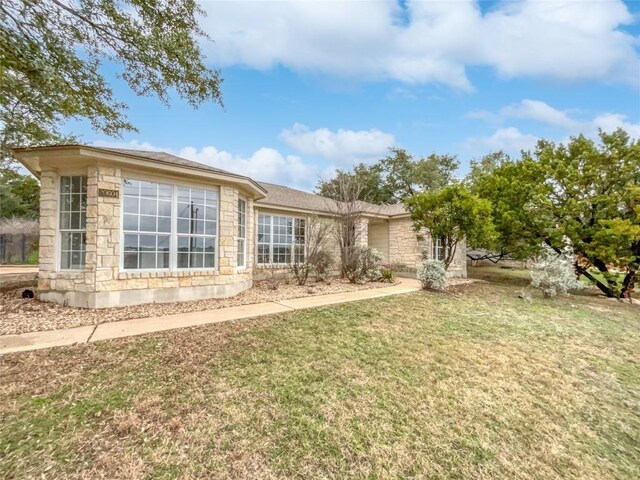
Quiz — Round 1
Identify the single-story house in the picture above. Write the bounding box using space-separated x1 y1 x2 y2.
13 145 467 308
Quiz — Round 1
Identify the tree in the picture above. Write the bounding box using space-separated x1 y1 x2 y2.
1 0 222 165
316 148 459 205
381 148 459 201
0 168 40 218
316 162 391 204
534 129 639 299
322 173 369 277
471 129 640 299
404 184 496 269
467 151 549 261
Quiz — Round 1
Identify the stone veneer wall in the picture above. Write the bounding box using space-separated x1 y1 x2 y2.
38 162 254 308
387 217 467 278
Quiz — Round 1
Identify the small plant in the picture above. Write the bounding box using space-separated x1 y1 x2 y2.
344 246 383 283
309 249 334 282
530 244 583 298
264 264 280 290
380 267 396 283
417 259 447 291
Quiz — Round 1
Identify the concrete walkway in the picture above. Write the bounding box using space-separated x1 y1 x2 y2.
0 279 421 355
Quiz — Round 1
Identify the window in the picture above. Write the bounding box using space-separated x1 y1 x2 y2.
59 176 87 270
237 198 246 268
432 236 448 262
257 214 305 265
122 179 172 270
177 186 217 269
122 179 219 271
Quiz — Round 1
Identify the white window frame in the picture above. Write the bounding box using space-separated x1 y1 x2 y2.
432 236 449 262
58 175 87 271
120 177 219 272
256 213 305 265
237 198 247 269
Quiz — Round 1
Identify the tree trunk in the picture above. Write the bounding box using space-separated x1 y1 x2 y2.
621 269 637 301
575 264 616 298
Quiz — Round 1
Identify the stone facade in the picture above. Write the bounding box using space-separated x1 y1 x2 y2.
37 160 254 308
386 217 467 278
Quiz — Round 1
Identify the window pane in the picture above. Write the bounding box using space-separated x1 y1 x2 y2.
158 252 170 269
157 235 170 252
177 187 190 203
124 196 138 214
157 217 171 233
60 252 71 270
158 183 172 200
158 200 171 217
140 234 156 251
204 254 215 268
205 206 217 221
123 179 139 196
205 221 216 236
123 214 138 231
139 215 156 232
61 177 71 193
140 198 157 216
204 237 215 253
124 252 138 269
178 252 189 268
71 176 82 193
140 252 156 269
124 234 138 251
140 181 157 198
177 202 190 218
191 189 205 204
190 252 203 268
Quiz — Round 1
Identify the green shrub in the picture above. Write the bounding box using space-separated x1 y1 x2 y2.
417 260 447 291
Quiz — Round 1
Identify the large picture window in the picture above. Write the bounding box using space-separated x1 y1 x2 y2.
59 176 87 270
122 179 172 270
177 186 217 269
257 214 305 265
121 178 218 271
237 198 246 268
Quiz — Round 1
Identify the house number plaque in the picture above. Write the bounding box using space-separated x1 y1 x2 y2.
98 188 119 198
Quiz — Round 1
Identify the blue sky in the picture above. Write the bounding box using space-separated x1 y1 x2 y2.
70 0 640 191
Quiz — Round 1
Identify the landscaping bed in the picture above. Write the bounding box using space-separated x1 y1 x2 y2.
0 278 394 336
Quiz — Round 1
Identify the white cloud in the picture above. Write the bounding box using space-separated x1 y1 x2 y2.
462 127 539 157
200 0 639 89
591 113 640 138
501 100 582 130
91 140 321 191
279 123 395 163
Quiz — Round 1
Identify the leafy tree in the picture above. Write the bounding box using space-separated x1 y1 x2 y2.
471 129 640 299
316 148 459 204
1 0 222 165
381 148 459 201
468 151 549 261
404 184 496 269
317 162 391 204
534 129 640 299
0 168 40 218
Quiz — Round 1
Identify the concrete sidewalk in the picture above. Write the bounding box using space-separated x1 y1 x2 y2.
0 279 420 355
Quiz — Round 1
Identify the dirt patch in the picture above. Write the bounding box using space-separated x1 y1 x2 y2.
0 278 394 336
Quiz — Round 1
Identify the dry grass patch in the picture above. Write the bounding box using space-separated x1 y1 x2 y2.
1 269 638 479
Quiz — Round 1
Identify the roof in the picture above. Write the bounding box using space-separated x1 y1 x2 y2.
257 182 408 217
14 144 410 217
13 144 267 197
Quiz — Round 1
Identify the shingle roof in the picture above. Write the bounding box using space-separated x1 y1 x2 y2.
95 147 233 176
257 182 409 217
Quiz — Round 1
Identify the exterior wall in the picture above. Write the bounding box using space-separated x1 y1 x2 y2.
368 220 389 260
387 217 467 278
37 160 254 308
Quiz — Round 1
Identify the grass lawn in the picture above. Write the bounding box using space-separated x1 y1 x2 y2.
1 268 638 479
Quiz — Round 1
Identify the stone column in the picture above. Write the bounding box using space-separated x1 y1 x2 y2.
37 168 58 291
217 186 236 275
93 165 122 291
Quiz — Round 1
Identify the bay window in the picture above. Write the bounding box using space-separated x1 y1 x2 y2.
257 214 305 265
122 178 218 270
59 176 87 270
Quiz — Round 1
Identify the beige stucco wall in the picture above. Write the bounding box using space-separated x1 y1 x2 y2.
37 159 255 308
